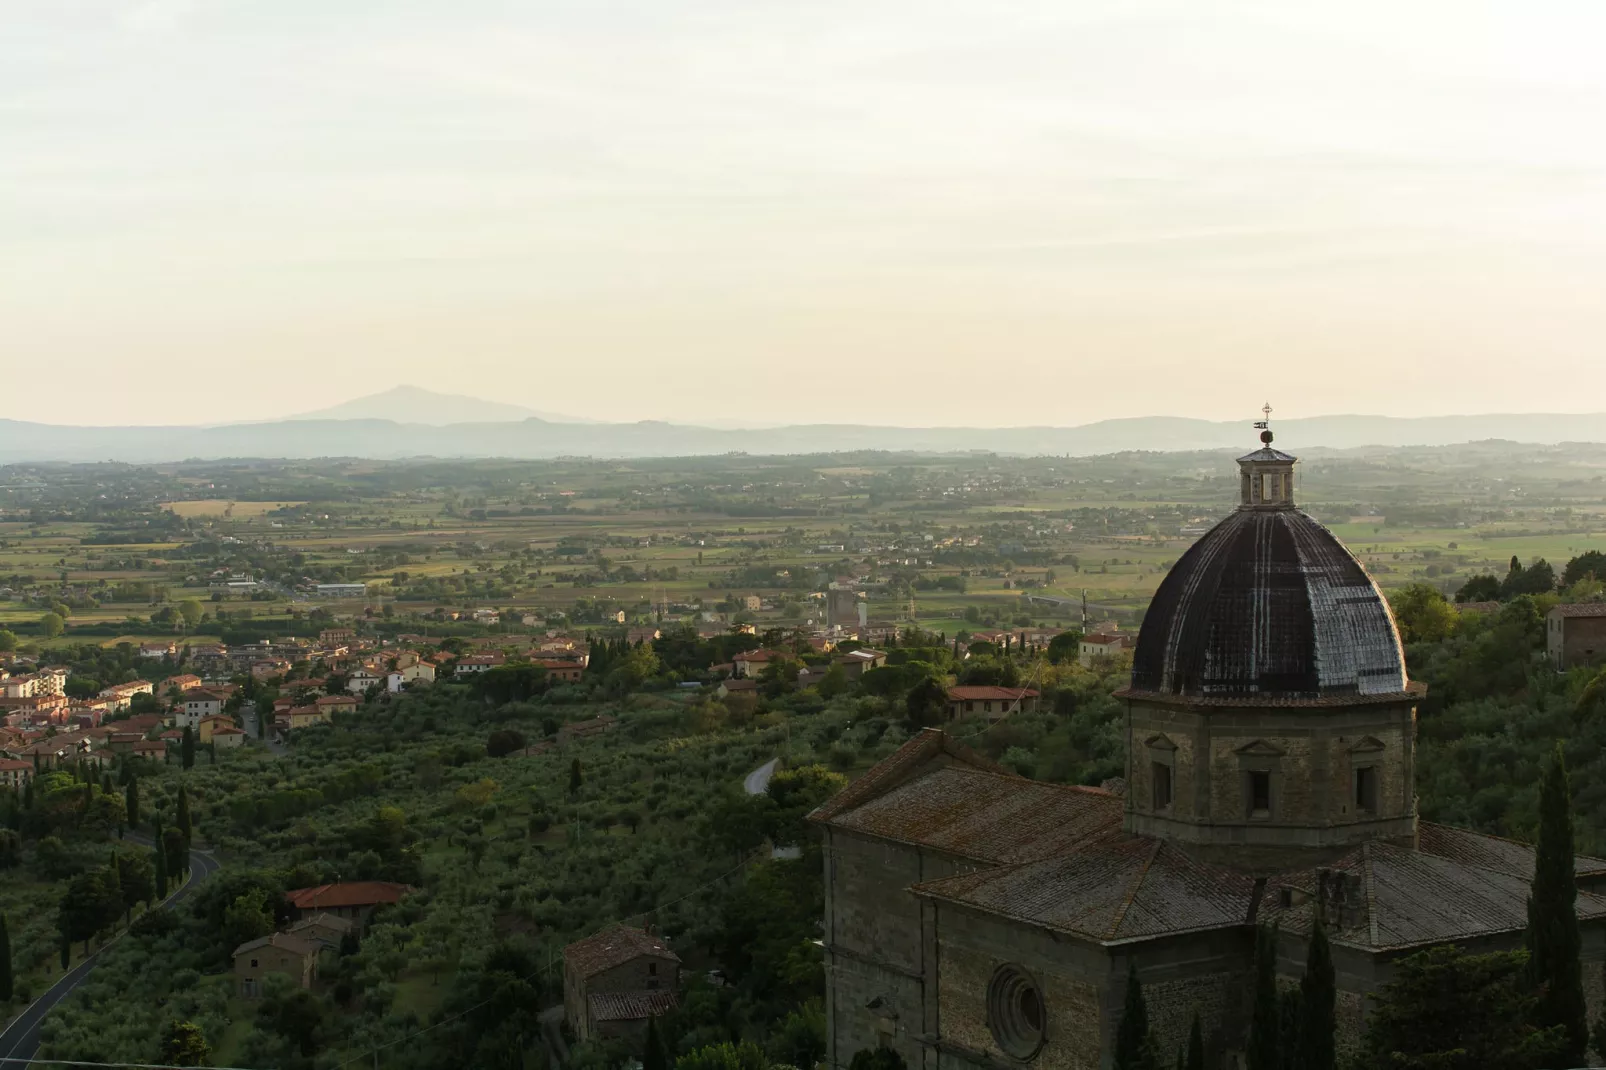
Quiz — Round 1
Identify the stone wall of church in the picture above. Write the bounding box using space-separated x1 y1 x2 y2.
930 904 1254 1070
822 827 970 1070
1125 698 1418 848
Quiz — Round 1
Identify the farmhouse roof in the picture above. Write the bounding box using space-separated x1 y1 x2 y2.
564 927 680 980
286 881 413 910
589 990 680 1022
1551 603 1606 619
233 932 320 958
945 686 1040 702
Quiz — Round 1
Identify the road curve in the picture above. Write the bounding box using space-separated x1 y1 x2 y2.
744 757 779 796
0 842 219 1064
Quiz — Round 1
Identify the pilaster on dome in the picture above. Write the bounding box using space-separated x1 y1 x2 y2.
1238 403 1296 509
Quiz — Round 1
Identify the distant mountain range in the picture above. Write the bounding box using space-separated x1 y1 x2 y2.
1 388 1603 463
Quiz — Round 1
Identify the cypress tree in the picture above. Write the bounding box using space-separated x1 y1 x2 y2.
568 758 583 796
59 931 69 970
643 1015 669 1070
1528 742 1586 1065
1185 1013 1204 1070
125 778 140 828
1298 916 1336 1070
1114 964 1153 1070
0 914 12 1002
154 837 168 899
176 786 192 842
1247 925 1280 1070
181 725 195 770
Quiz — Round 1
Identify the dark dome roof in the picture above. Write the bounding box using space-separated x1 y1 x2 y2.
1131 508 1407 699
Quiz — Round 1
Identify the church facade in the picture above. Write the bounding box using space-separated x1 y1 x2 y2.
813 432 1606 1069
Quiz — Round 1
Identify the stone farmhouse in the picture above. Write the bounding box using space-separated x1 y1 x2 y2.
813 430 1606 1069
563 926 681 1044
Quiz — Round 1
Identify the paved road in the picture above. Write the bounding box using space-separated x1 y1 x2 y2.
0 843 219 1064
744 757 779 795
242 707 287 755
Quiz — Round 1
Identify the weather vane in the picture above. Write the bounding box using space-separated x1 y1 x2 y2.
1255 402 1273 444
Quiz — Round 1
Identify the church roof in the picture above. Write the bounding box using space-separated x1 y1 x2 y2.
1263 837 1606 952
810 730 1122 864
1130 506 1409 700
910 836 1257 943
819 734 1606 953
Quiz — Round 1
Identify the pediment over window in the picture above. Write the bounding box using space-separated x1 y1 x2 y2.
1235 739 1286 758
1144 733 1178 752
1348 736 1386 754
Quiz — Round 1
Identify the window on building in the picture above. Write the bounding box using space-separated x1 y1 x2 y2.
648 963 657 976
1355 766 1378 813
1248 771 1271 816
1152 762 1173 810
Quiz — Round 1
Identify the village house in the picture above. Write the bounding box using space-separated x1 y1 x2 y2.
1548 603 1606 670
535 659 584 684
176 688 227 728
139 641 177 659
132 739 167 760
0 759 32 790
563 927 681 1044
281 706 333 732
454 653 506 676
250 658 293 681
833 648 888 677
197 713 236 744
1078 632 1133 667
98 680 155 713
944 685 1042 721
211 725 247 749
159 674 203 696
730 649 787 678
106 732 147 755
286 882 412 930
7 732 99 770
626 627 661 645
717 678 759 698
319 628 356 647
387 662 437 692
234 933 319 998
316 694 360 716
288 912 355 952
345 668 382 694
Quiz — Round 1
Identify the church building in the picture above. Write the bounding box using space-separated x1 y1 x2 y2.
812 426 1606 1069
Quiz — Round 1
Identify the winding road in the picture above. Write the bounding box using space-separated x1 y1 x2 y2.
744 757 779 796
0 842 219 1064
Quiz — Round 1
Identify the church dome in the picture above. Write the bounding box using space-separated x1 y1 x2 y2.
1130 434 1407 700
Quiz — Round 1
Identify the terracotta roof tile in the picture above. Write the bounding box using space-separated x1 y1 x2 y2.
563 926 679 980
286 881 412 910
589 990 679 1022
912 837 1256 942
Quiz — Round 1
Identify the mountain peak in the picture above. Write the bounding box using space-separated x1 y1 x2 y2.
291 386 594 426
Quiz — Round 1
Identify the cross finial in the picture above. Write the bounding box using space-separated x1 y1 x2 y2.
1262 402 1272 421
1254 402 1274 444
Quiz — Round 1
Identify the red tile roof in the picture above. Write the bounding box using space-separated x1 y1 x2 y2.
945 686 1040 701
286 881 413 910
1552 603 1606 618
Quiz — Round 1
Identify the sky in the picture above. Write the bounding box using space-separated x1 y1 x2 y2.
6 1 1606 427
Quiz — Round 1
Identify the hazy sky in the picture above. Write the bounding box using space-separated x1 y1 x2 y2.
7 1 1606 427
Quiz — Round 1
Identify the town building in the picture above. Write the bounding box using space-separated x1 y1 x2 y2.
1547 603 1606 670
234 933 319 998
177 688 226 727
563 927 681 1044
1078 632 1132 667
814 428 1606 1070
286 882 411 930
288 912 355 952
944 686 1040 721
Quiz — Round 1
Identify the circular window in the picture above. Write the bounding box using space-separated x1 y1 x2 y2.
987 964 1046 1059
